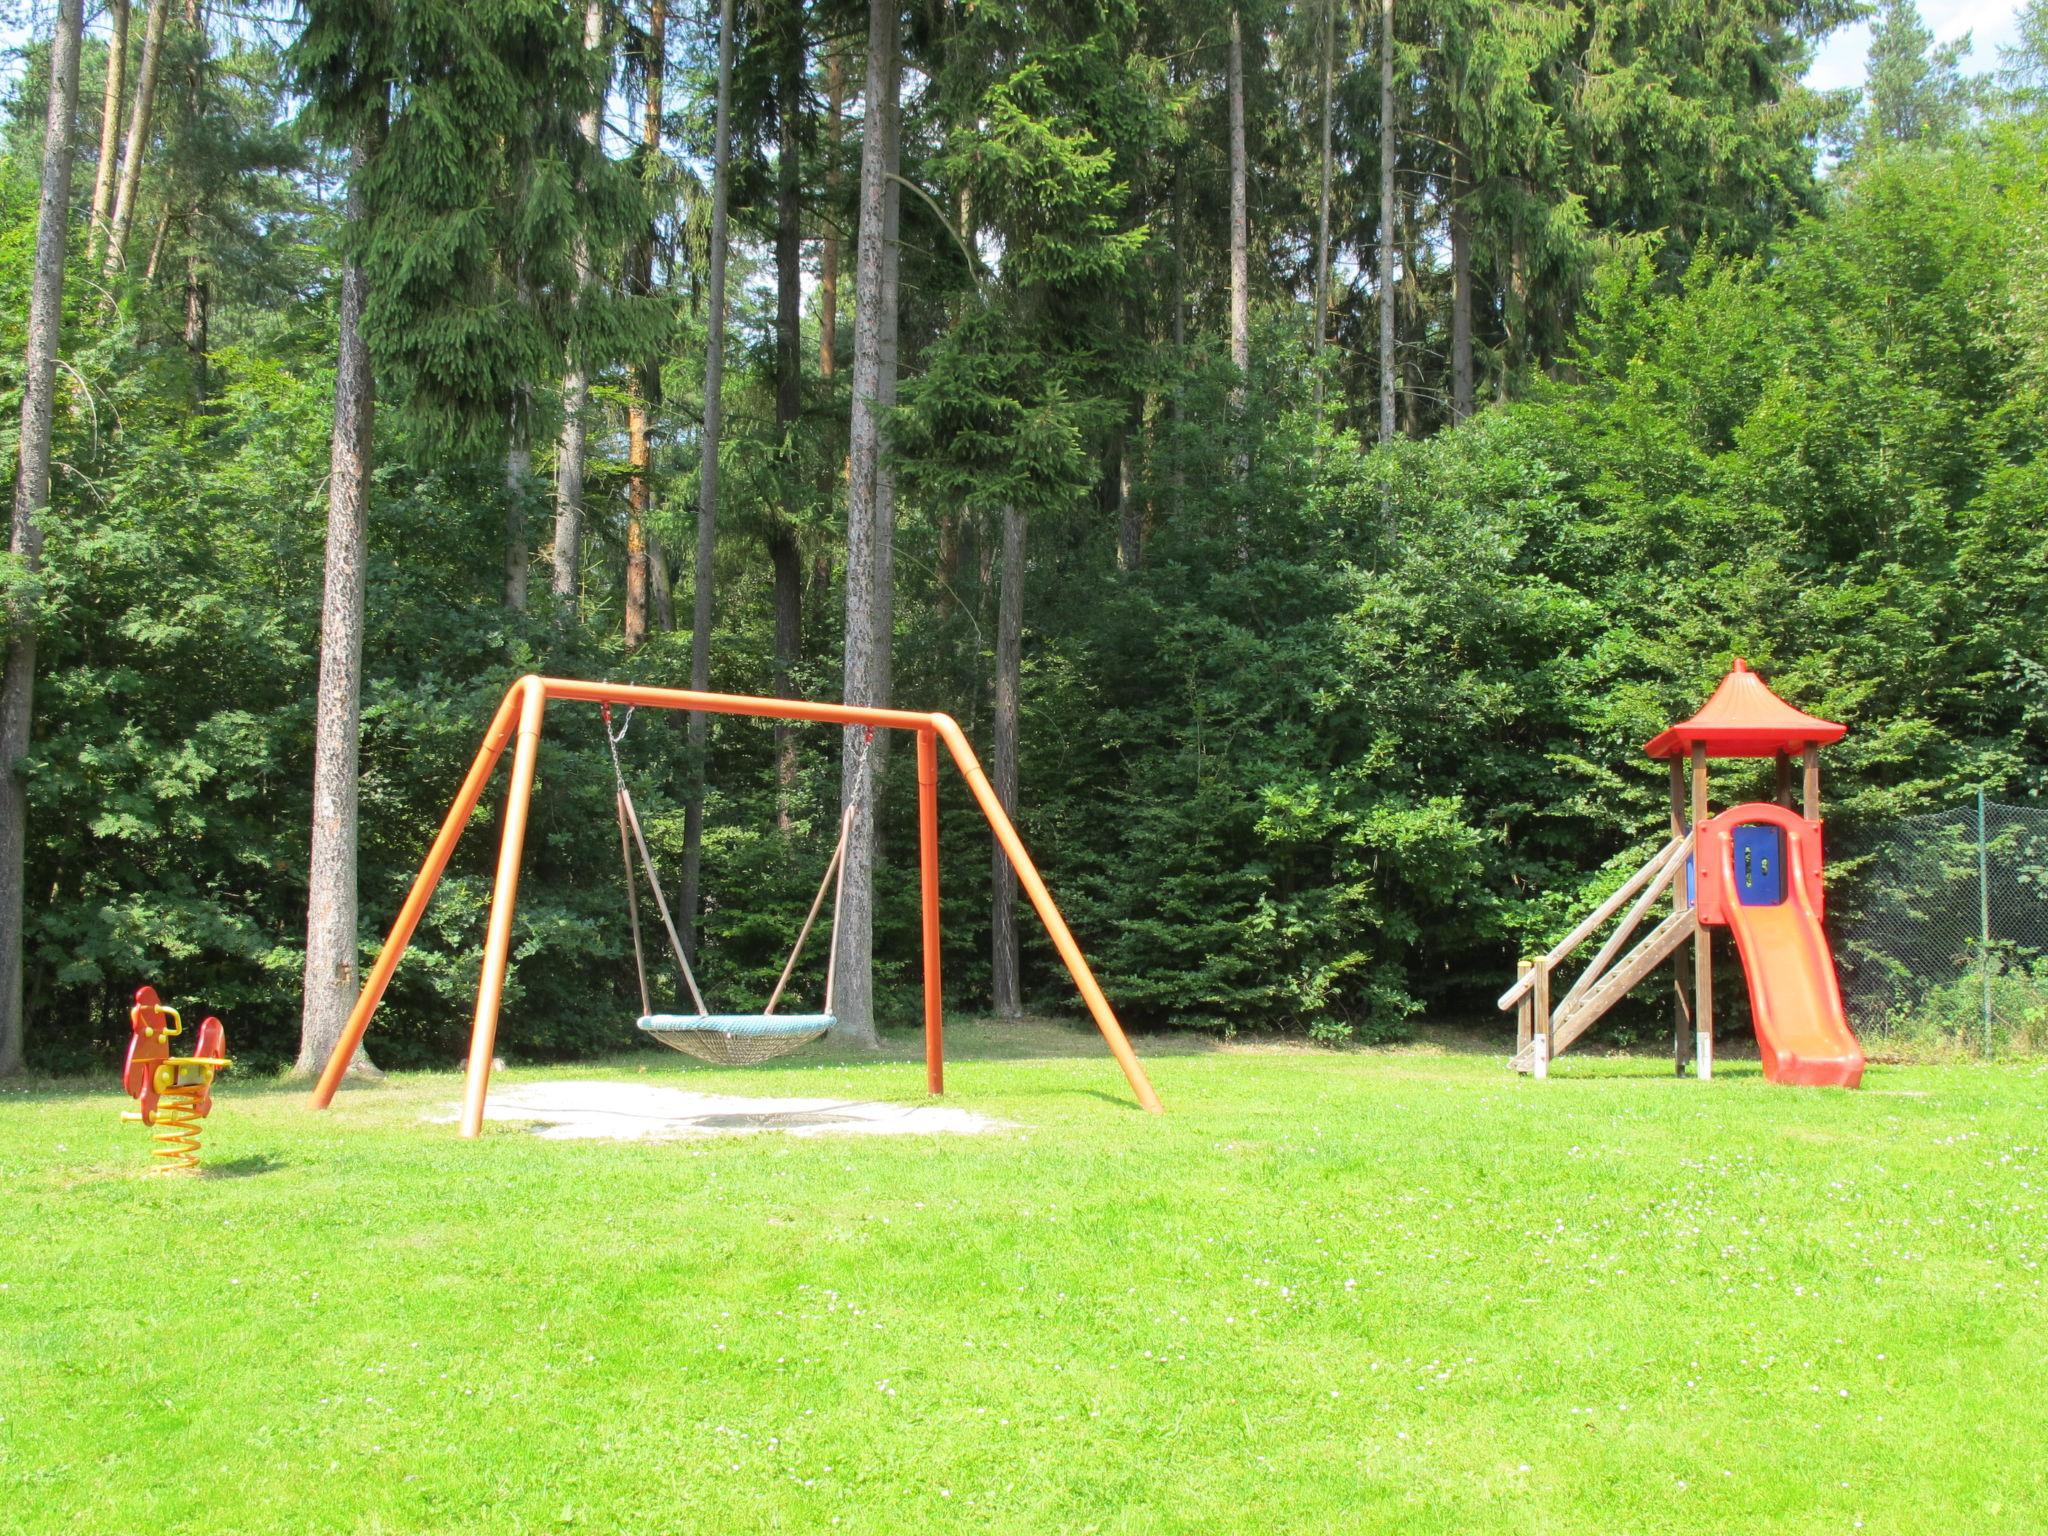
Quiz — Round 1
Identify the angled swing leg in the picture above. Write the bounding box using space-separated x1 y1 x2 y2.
460 680 547 1138
310 681 526 1109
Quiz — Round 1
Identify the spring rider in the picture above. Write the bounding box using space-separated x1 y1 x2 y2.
123 985 230 1173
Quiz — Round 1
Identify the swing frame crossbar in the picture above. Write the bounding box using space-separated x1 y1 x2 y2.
308 675 1164 1135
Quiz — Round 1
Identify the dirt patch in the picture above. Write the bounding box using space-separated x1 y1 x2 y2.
438 1080 1012 1141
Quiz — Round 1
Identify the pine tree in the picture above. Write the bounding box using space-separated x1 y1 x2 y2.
1863 0 1976 146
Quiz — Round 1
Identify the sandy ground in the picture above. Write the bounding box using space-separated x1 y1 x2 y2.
436 1079 1012 1140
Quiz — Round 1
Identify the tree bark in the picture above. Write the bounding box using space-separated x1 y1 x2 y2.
102 0 166 278
182 244 208 400
819 47 843 380
552 0 607 612
625 0 665 653
87 0 129 268
680 0 736 954
0 0 83 1077
1449 138 1474 422
872 75 901 719
295 108 386 1080
503 394 532 610
833 0 901 1048
769 0 806 831
1226 10 1250 413
990 503 1025 1019
1378 0 1396 445
1312 0 1334 409
1115 414 1142 572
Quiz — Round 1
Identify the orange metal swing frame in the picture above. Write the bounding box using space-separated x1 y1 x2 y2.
308 675 1163 1135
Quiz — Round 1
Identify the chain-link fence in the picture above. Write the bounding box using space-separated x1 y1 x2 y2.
1835 797 2048 1054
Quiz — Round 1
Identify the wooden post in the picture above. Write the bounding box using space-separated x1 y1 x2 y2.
1802 745 1820 822
1532 960 1551 1080
1775 751 1793 808
1690 742 1713 1081
1516 960 1533 1058
1670 758 1693 1076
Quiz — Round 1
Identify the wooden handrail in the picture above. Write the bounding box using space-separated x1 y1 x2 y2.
1551 831 1693 1024
1498 833 1689 1011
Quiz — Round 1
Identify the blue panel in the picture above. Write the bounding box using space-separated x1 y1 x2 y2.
1731 823 1786 906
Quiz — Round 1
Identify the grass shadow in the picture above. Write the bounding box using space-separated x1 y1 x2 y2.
202 1153 289 1179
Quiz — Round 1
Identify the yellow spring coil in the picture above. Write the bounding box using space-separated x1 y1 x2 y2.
148 1080 209 1174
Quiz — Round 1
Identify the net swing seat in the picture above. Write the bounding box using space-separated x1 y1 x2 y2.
605 703 872 1067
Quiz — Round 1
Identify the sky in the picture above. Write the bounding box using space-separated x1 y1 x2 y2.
1806 0 2031 91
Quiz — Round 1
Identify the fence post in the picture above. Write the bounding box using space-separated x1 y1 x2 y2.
1978 786 1994 1054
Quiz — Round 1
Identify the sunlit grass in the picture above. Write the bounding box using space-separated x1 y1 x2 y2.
3 1020 2045 1533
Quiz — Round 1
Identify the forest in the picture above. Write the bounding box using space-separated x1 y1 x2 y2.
0 0 2043 1073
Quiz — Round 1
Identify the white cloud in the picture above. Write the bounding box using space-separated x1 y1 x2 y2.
1806 0 2028 93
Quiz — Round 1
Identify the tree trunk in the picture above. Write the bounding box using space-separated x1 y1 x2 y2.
769 0 806 831
819 46 843 380
295 108 386 1080
1377 0 1396 445
87 0 129 268
1226 10 1250 413
648 532 676 632
182 246 208 400
1115 414 1142 572
1312 0 1334 409
552 0 606 612
990 503 1025 1019
503 394 532 610
624 0 665 653
872 74 901 719
0 0 83 1077
833 0 901 1049
1449 139 1474 422
102 0 166 278
680 0 736 955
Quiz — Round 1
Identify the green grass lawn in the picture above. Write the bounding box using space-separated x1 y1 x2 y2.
3 1020 2045 1534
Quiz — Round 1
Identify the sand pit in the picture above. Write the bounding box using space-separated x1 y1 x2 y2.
439 1079 1011 1140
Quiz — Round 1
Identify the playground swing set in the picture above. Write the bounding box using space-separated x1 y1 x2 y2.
306 674 1165 1134
1499 660 1865 1088
120 661 1864 1162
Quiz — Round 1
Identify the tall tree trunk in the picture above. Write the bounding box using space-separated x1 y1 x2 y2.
872 74 901 721
1449 138 1474 422
295 108 386 1080
625 0 665 653
102 0 166 278
680 0 736 954
648 532 676 632
989 503 1025 1019
1226 10 1250 421
503 392 532 610
1115 412 1142 572
819 46 843 379
1377 0 1396 445
0 0 83 1077
87 0 129 268
1312 0 1334 409
552 0 606 612
182 244 207 399
767 0 806 832
833 0 901 1049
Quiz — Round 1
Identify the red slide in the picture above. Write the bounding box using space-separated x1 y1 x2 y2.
1705 812 1865 1089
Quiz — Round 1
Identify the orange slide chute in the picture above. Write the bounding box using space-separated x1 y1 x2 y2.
1700 805 1864 1089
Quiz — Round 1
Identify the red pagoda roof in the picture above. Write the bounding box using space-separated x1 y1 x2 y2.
1644 659 1846 760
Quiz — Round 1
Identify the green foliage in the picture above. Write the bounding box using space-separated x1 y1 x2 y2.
4 2 2046 1068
